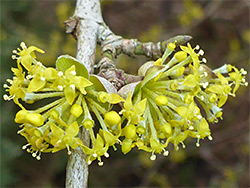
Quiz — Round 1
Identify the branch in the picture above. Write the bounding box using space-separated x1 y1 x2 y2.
65 0 102 187
96 24 192 89
97 24 192 60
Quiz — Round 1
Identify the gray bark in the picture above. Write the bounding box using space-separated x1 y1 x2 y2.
66 0 102 187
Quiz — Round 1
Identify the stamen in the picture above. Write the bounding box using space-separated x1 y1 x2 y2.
104 152 109 158
208 135 213 140
22 144 30 150
26 75 33 79
32 151 37 157
240 68 247 75
3 94 10 100
202 82 209 88
198 49 204 56
71 70 76 75
70 84 75 90
58 71 63 77
150 153 156 161
189 126 194 130
40 77 45 82
202 58 207 63
98 161 104 166
36 153 41 160
163 150 169 156
20 42 27 49
37 62 43 66
7 79 13 83
12 50 18 54
57 85 63 91
3 84 9 88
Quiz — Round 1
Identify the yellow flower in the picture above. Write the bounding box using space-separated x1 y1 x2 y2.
81 134 109 165
120 92 147 124
12 42 44 71
63 65 93 105
50 121 82 154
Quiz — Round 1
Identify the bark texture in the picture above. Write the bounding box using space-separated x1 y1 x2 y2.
65 0 102 187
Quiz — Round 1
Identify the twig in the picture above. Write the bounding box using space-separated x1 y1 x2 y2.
65 0 102 187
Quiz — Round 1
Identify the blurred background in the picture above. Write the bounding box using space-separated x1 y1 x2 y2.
0 0 249 187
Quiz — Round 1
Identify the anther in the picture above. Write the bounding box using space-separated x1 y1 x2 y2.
3 84 9 88
12 55 17 60
104 152 109 158
20 42 27 49
98 161 104 166
71 70 76 75
163 150 169 156
57 85 63 91
12 50 18 54
189 126 194 130
37 62 42 66
198 49 204 56
3 94 9 100
40 77 45 82
70 84 75 90
58 71 63 76
195 45 200 50
93 153 97 158
7 79 13 83
208 135 213 140
202 58 207 63
150 154 156 161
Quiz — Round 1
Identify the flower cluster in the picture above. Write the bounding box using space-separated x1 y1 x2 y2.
4 42 247 165
4 42 124 165
117 42 248 160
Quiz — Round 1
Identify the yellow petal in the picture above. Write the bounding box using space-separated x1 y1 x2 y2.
66 121 79 137
28 78 46 92
107 93 124 104
124 92 133 110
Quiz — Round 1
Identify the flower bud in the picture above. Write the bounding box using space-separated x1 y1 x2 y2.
15 110 28 123
70 104 83 118
174 51 187 62
155 95 168 106
26 113 44 127
124 124 137 139
104 111 121 127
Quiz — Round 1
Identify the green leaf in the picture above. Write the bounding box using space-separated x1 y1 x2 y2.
56 55 89 78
